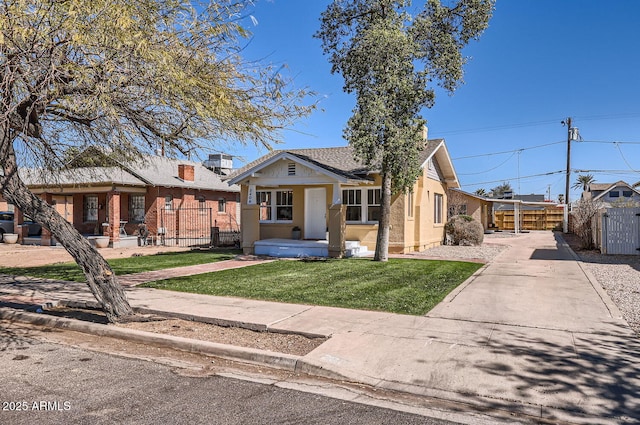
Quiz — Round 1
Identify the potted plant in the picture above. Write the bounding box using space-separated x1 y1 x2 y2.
2 233 18 244
291 226 301 240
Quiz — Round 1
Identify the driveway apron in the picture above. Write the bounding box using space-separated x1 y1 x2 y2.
302 232 640 423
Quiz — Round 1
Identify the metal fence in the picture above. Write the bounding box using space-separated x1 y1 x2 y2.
212 229 241 248
159 207 212 247
158 206 241 248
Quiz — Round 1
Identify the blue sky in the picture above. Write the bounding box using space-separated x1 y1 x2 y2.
223 0 640 203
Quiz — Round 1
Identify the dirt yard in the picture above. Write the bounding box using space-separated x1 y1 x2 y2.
0 243 192 267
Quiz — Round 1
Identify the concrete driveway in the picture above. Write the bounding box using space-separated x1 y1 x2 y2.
300 231 640 423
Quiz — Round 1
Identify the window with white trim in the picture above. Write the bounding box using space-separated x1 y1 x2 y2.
276 191 293 221
164 195 173 210
218 198 226 213
342 187 381 223
257 191 272 221
434 193 443 224
407 190 414 218
257 190 293 222
342 189 361 221
367 189 381 222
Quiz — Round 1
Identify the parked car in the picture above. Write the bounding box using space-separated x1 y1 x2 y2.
0 211 42 242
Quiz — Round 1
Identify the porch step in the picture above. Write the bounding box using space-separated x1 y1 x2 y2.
345 241 372 258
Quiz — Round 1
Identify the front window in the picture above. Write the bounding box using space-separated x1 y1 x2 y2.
609 191 620 198
342 187 381 223
83 195 98 222
342 189 362 221
367 189 381 222
407 190 414 218
257 190 293 222
623 190 633 198
218 198 226 213
129 195 145 223
164 195 173 210
198 196 207 213
276 191 293 221
257 191 272 221
434 193 443 224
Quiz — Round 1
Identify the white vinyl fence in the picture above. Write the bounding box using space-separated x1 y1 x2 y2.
601 207 640 255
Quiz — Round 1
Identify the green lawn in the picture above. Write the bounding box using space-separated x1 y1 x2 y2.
0 250 240 282
142 258 482 315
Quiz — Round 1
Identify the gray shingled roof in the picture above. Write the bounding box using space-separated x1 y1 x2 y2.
20 157 239 193
124 156 239 192
21 167 146 187
228 139 444 183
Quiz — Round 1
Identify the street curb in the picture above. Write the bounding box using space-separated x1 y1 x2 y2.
0 307 302 372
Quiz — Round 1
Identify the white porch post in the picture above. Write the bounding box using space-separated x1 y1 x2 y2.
514 202 520 234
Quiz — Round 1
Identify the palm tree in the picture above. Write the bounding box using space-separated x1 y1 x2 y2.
572 174 595 191
474 188 487 197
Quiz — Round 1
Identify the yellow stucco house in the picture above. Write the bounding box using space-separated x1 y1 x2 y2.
227 137 459 258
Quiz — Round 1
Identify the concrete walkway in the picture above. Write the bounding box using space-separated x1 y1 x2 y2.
117 257 275 287
1 232 639 423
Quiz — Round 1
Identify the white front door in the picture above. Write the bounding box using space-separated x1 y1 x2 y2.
304 188 327 239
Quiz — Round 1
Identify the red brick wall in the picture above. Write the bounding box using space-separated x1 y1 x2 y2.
141 187 239 236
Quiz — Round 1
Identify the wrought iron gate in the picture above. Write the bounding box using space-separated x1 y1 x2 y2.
159 207 212 247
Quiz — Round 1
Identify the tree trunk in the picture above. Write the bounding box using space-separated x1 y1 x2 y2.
373 170 392 262
0 138 134 322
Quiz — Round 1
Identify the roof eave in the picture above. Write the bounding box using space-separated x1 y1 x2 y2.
228 151 356 185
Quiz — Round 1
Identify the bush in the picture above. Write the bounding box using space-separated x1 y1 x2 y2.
445 215 484 246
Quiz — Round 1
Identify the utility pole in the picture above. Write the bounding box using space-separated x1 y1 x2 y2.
562 117 579 232
563 117 572 207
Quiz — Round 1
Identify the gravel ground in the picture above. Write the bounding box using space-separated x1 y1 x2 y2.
575 250 640 334
117 318 326 356
403 233 510 263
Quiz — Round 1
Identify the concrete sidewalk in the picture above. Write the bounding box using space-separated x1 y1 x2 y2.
1 232 639 423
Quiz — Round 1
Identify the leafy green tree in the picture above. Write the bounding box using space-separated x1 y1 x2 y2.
317 0 493 261
572 174 595 191
0 0 313 321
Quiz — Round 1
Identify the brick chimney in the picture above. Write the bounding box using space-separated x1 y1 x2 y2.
178 164 195 181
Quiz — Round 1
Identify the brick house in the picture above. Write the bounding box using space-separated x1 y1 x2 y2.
5 156 240 247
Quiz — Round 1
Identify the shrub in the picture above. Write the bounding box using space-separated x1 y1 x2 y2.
445 215 484 246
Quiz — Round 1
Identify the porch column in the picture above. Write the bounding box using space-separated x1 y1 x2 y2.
328 204 345 258
107 191 121 246
14 208 27 243
40 193 53 246
241 204 260 255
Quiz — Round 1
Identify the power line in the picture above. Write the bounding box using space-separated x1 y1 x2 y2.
614 142 640 173
432 118 562 136
452 140 564 160
460 170 566 187
580 140 640 145
432 113 640 137
457 152 516 175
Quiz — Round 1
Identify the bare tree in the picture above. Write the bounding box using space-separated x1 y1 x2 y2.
0 0 313 322
570 199 603 250
447 189 468 219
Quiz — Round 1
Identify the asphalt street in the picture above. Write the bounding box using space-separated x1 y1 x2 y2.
0 331 459 425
